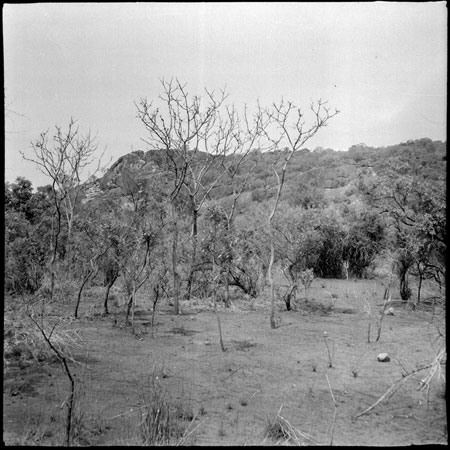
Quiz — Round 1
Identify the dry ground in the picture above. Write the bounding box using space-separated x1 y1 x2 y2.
3 278 447 445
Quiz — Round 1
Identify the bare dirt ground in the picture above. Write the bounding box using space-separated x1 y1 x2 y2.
3 279 447 446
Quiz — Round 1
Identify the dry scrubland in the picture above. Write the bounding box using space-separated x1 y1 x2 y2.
3 278 446 446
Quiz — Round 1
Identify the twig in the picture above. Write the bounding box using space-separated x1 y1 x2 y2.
355 363 433 418
276 403 283 417
106 407 139 421
323 333 335 368
221 367 240 382
418 347 446 392
250 389 261 400
392 357 410 376
325 373 337 407
325 373 338 446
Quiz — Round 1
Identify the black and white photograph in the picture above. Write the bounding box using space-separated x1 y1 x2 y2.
4 2 447 446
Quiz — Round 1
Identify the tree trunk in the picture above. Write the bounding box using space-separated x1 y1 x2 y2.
50 199 62 302
224 267 231 307
185 207 198 300
285 294 291 311
126 292 133 326
214 297 226 352
212 220 226 352
151 286 160 338
74 268 97 319
268 234 276 329
417 271 423 305
103 274 119 315
171 201 180 315
131 282 136 330
268 172 285 329
65 218 73 270
284 284 297 311
399 270 411 302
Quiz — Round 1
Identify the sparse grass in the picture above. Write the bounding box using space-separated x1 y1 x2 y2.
265 406 318 445
4 308 83 367
4 405 72 446
138 379 198 446
139 394 187 445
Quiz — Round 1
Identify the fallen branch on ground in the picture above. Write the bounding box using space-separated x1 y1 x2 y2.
354 357 443 419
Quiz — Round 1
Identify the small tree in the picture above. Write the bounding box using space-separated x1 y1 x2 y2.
71 204 125 318
101 246 121 316
149 261 170 336
136 79 228 314
264 99 338 328
204 204 229 351
22 119 103 301
122 225 162 328
274 204 323 310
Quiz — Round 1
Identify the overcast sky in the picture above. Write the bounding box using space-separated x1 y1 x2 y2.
4 2 447 188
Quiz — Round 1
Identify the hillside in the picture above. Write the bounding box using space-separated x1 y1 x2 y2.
84 138 446 209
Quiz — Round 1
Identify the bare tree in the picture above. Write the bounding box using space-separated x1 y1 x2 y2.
22 118 104 300
28 314 76 446
136 78 229 314
184 102 270 301
265 99 339 328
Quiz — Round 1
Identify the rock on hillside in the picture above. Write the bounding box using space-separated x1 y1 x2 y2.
98 150 158 191
83 138 446 207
